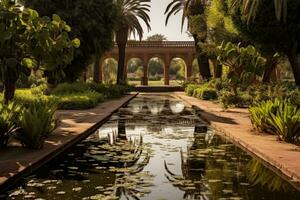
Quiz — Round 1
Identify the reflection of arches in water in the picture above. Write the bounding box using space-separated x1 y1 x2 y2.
169 101 185 114
146 100 165 115
128 101 144 114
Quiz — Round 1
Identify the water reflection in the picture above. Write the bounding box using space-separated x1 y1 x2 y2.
170 101 185 114
3 94 300 200
246 159 294 192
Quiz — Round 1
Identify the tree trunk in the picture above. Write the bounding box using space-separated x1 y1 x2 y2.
93 55 101 83
210 59 222 78
4 78 16 104
193 34 211 80
262 57 277 83
287 43 300 86
116 27 129 85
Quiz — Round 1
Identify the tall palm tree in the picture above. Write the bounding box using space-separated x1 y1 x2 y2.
114 0 151 84
165 0 212 80
233 0 287 23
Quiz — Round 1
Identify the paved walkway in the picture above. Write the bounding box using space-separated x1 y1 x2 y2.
174 92 300 190
0 94 137 192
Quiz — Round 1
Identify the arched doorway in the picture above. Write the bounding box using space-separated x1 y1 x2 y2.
127 58 144 86
101 58 118 84
169 58 187 85
147 57 165 86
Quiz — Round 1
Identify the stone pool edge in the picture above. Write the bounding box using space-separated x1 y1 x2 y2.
0 93 138 194
173 92 300 191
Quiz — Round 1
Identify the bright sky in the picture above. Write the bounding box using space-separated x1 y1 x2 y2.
133 0 193 41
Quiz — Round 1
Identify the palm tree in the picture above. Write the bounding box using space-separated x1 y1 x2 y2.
233 0 287 23
114 0 151 84
165 0 212 80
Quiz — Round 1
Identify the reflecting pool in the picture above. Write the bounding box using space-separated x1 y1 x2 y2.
2 94 300 200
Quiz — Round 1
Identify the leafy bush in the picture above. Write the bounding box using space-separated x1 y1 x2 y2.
51 82 91 95
185 84 199 96
193 87 218 100
87 83 133 99
14 89 55 106
16 101 57 149
220 91 253 109
249 99 300 143
57 91 104 110
0 103 21 148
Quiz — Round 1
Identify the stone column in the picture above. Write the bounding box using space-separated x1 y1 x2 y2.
164 54 170 85
142 55 148 86
186 54 193 81
164 65 170 85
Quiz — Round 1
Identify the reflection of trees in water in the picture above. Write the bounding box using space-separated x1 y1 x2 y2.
246 159 298 192
164 131 249 199
164 132 212 199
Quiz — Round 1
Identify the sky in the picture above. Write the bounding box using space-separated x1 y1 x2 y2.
133 0 193 41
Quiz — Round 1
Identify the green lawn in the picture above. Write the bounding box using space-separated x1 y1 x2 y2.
129 80 182 86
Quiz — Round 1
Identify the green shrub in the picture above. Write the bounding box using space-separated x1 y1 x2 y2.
193 87 218 100
185 84 199 96
87 83 133 99
249 99 280 132
16 101 57 149
249 99 300 143
57 91 104 110
14 89 55 106
0 103 21 148
52 82 91 95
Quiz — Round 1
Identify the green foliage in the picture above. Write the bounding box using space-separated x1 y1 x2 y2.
249 99 300 143
146 34 167 41
27 0 118 82
0 0 77 103
185 84 199 96
51 83 91 95
58 92 104 110
217 42 266 95
16 101 57 149
0 103 21 148
87 83 133 99
220 91 253 109
193 86 218 100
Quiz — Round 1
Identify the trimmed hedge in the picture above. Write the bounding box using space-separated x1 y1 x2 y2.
57 92 104 110
185 84 218 100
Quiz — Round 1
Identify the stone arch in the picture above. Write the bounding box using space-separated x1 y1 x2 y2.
101 57 118 84
147 56 165 85
126 57 144 85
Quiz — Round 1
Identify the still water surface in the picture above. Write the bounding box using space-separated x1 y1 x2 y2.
3 94 300 200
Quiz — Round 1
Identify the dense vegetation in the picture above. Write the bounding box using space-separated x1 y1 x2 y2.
183 0 300 144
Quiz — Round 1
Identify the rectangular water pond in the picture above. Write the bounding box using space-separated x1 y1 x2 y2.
2 94 300 200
